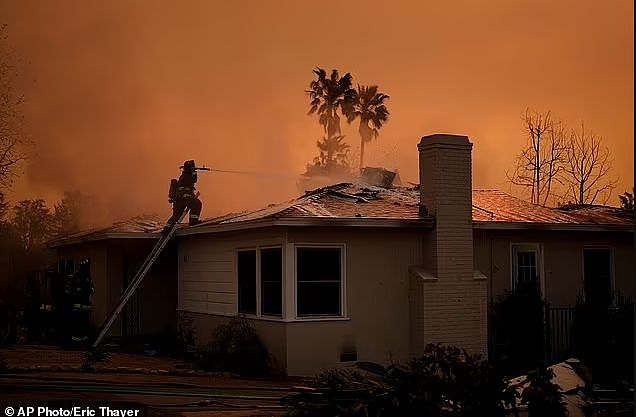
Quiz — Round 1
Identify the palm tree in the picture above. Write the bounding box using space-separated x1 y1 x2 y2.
307 68 356 140
350 85 389 171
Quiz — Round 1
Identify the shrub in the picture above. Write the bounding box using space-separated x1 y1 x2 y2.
520 366 567 417
490 289 547 375
283 344 517 417
197 316 269 376
81 348 111 372
571 294 634 383
174 311 196 357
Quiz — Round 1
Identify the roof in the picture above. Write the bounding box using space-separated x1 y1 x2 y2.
50 182 634 246
47 214 164 247
472 190 633 229
183 183 632 235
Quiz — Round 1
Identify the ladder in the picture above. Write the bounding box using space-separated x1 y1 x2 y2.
92 209 189 348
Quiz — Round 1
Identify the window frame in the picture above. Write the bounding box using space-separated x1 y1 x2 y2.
293 243 347 320
510 242 544 296
235 245 284 319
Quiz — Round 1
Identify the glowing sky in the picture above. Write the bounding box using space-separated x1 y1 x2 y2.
1 0 633 223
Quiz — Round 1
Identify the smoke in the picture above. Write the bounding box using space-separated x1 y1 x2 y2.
0 0 632 224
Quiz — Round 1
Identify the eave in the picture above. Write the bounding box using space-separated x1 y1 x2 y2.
176 216 435 236
47 232 161 248
472 221 634 232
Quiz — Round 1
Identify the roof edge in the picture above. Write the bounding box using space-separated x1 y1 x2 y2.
47 232 161 248
473 221 634 232
176 216 435 236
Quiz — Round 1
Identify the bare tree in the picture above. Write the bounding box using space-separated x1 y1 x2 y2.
561 122 618 205
0 24 28 189
507 109 567 205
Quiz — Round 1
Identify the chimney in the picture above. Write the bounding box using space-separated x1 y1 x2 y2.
418 134 473 278
410 134 487 356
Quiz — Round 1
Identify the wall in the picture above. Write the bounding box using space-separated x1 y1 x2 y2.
473 228 634 307
178 226 426 376
285 227 424 375
107 239 178 337
177 227 285 315
56 237 177 337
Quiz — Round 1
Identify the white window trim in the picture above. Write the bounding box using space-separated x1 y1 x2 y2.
292 243 347 320
510 242 544 296
235 246 284 319
581 245 615 303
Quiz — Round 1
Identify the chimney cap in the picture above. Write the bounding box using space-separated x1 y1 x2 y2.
418 134 471 150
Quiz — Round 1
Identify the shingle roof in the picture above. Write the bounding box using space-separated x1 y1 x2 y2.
199 183 422 225
196 183 633 228
47 214 163 247
50 183 634 246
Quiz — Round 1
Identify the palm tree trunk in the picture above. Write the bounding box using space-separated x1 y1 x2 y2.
359 138 365 173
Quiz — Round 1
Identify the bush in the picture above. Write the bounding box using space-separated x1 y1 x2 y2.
490 289 547 375
174 311 196 357
571 296 634 383
196 316 269 376
520 366 567 417
81 348 111 372
283 344 517 417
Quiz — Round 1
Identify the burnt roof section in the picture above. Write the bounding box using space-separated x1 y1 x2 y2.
189 183 632 230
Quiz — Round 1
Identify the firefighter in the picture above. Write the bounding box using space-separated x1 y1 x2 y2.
167 160 203 227
70 258 93 344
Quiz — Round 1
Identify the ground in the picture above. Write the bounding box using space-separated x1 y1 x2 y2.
0 345 302 417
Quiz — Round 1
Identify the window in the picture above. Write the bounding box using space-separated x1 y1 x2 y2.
296 247 342 316
237 247 283 317
511 244 541 294
237 250 256 314
261 248 282 316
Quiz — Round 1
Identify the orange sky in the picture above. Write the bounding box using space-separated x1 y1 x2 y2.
1 0 633 224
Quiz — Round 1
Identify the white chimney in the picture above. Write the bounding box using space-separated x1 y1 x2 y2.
410 134 487 357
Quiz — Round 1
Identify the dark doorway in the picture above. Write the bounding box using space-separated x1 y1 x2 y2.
583 248 612 307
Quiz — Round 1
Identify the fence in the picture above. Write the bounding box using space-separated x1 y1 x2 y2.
490 295 634 378
545 306 575 363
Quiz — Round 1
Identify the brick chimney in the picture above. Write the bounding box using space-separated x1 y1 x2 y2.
410 134 487 356
418 134 473 277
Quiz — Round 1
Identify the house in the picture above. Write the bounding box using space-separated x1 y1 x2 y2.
50 134 634 376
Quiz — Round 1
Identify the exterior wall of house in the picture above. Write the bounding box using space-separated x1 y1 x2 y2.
177 226 426 376
56 238 177 337
473 228 634 306
106 239 178 337
284 227 424 376
177 228 286 315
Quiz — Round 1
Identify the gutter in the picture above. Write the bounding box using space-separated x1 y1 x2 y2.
176 216 435 236
47 232 161 248
473 221 633 232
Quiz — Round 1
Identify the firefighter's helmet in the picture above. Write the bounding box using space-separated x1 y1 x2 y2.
182 160 195 172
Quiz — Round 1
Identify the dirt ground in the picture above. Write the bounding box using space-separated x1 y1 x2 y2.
0 345 300 417
0 345 301 384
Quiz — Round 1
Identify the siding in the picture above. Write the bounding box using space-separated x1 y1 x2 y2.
474 229 634 307
178 228 285 315
285 227 424 375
